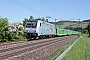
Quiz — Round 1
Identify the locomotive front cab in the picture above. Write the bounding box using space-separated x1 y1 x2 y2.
24 20 38 39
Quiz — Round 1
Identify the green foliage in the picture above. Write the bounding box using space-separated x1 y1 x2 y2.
83 19 90 22
29 16 34 19
45 19 48 22
6 22 25 41
82 30 88 34
87 22 90 37
0 16 26 42
23 18 28 28
41 17 45 21
62 34 90 60
18 35 26 40
6 32 26 41
19 23 23 25
0 17 8 41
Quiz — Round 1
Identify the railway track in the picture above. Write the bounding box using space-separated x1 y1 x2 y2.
0 40 27 48
0 35 78 60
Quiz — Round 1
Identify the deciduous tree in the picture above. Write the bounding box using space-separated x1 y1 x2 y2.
45 19 48 22
0 17 8 41
41 17 45 21
23 18 28 28
87 22 90 37
30 16 34 19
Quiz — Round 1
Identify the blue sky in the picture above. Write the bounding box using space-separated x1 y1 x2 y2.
0 0 90 23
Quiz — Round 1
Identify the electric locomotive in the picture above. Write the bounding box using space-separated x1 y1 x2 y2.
24 19 56 39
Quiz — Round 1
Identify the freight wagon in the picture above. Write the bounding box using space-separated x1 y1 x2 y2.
56 27 81 36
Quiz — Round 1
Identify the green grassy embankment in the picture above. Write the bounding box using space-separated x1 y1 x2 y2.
46 37 78 60
46 34 90 60
62 34 90 60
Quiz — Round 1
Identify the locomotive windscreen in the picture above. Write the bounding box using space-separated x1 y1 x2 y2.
26 21 37 28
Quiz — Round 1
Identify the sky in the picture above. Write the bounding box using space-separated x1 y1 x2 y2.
0 0 90 23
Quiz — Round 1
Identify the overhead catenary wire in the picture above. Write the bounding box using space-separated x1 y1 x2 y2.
39 0 60 17
9 0 56 21
43 0 66 18
43 0 60 14
31 0 59 20
31 0 53 15
39 0 54 11
38 0 62 21
9 0 46 16
53 0 71 20
9 0 62 21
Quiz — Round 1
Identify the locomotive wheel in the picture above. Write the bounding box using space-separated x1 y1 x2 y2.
35 36 39 40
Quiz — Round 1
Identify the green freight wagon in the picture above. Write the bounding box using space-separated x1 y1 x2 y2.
56 27 81 36
56 27 67 36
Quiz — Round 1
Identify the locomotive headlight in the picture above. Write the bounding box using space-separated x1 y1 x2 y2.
25 30 28 32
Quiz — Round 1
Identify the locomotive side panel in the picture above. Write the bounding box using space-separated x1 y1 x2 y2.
40 21 56 37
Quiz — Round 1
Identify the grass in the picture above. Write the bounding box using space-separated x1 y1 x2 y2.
46 37 78 60
62 34 90 60
46 34 90 60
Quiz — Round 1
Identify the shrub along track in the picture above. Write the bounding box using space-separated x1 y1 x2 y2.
0 35 78 60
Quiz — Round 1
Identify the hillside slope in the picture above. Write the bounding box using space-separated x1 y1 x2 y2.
50 21 89 29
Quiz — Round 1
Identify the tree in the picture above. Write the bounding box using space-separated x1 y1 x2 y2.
0 17 8 41
87 22 90 37
41 17 45 21
23 18 28 28
45 19 48 22
29 16 34 19
7 22 24 40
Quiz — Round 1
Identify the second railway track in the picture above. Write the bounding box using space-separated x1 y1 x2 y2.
0 35 78 60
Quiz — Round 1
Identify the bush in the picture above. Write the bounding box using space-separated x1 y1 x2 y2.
0 39 8 42
82 30 88 34
17 35 26 40
15 34 26 40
